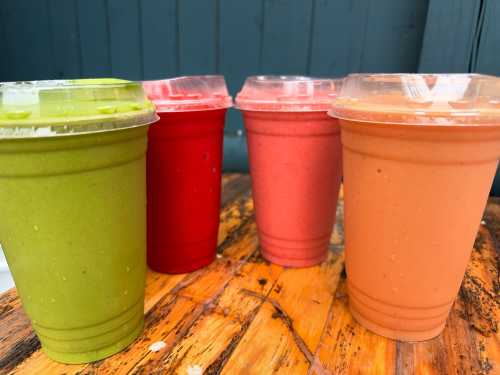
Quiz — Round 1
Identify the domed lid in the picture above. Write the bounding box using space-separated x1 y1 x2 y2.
235 75 340 112
0 78 157 138
142 75 232 112
330 73 500 125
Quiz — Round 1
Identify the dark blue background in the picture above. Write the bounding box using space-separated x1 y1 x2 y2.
0 0 499 194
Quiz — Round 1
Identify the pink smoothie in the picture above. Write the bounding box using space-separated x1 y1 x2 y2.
237 76 342 267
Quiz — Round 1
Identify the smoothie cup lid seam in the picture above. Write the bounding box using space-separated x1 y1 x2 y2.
329 73 500 126
0 78 157 138
235 75 341 112
142 75 232 112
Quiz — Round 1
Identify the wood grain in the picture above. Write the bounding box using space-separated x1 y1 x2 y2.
0 177 498 375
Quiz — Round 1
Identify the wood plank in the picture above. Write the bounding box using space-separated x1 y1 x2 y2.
396 298 486 375
140 0 178 80
460 225 499 338
215 249 282 320
312 275 397 375
0 291 36 374
84 294 199 375
395 302 482 375
178 0 217 75
143 271 185 313
218 193 253 249
221 301 310 374
269 253 345 356
219 174 251 208
76 0 112 77
221 252 344 374
470 201 500 374
107 0 143 80
134 308 245 374
261 0 313 75
129 228 283 374
128 220 260 373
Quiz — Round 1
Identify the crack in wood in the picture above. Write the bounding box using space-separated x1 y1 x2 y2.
240 288 330 375
0 333 40 374
220 174 252 207
459 274 498 336
204 267 282 374
458 220 499 337
307 287 339 375
129 222 257 374
203 306 260 375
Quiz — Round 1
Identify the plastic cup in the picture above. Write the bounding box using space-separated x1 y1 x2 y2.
0 79 158 363
143 76 232 274
330 74 500 341
236 76 342 267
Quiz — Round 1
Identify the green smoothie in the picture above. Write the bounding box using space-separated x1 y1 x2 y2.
0 79 157 363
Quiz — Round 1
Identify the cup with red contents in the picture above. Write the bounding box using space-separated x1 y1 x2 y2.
143 76 232 273
235 76 342 267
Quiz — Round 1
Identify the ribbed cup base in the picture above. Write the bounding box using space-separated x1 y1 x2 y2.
259 231 329 268
348 281 451 341
34 299 144 364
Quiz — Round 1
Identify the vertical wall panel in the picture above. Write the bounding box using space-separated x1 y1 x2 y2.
178 0 217 75
0 7 8 81
474 0 500 196
219 0 264 134
141 0 178 79
343 0 371 74
261 0 313 74
474 0 500 75
107 0 143 80
309 0 361 77
418 0 480 73
219 0 264 171
0 0 54 81
76 0 111 77
361 0 429 72
47 0 81 78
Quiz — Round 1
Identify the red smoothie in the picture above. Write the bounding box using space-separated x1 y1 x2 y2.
143 76 232 273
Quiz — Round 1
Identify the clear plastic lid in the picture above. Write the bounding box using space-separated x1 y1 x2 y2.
330 73 500 125
0 78 157 138
235 76 341 112
142 75 232 112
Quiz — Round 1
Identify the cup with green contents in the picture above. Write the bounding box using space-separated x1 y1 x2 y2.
0 79 158 363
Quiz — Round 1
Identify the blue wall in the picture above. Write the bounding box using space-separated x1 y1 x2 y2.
0 0 430 171
0 0 499 193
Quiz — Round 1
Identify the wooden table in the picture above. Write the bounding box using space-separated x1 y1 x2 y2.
0 174 498 374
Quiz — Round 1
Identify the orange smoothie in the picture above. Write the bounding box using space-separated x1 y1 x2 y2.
330 74 500 341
